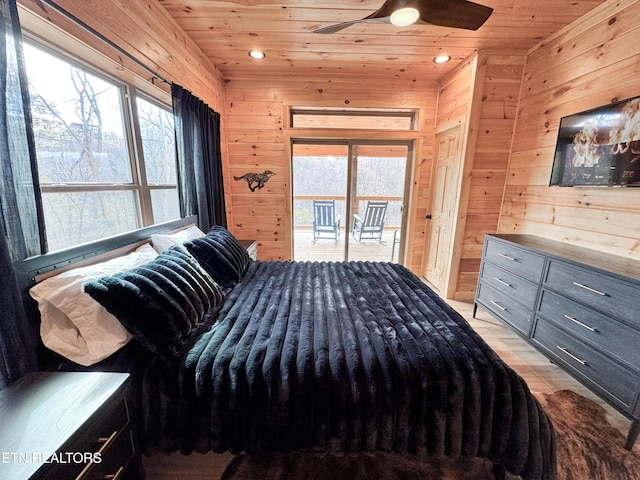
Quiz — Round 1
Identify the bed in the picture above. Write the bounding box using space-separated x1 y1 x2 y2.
17 219 556 480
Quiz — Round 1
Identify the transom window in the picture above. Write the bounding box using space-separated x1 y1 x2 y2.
290 108 417 130
23 40 178 252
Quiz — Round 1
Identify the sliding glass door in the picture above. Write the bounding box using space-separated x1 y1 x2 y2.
292 140 411 263
292 141 349 262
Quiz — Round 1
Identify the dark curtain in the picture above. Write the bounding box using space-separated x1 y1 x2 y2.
171 83 226 232
0 0 44 387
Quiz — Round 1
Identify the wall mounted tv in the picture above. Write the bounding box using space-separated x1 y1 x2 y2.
550 95 640 187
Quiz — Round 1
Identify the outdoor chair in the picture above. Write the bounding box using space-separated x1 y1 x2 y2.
352 201 388 243
312 200 341 244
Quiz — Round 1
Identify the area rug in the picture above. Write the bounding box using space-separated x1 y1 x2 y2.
539 389 640 480
221 390 640 480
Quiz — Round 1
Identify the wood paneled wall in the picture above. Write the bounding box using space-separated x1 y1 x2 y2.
455 53 526 300
429 52 526 300
18 0 440 271
500 0 640 259
18 0 226 111
430 54 477 298
19 0 639 290
224 74 438 268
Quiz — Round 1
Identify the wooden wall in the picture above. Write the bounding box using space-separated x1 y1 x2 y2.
224 74 438 268
455 53 526 300
499 0 640 259
429 52 526 300
17 0 440 271
18 0 226 111
429 54 477 298
19 0 639 290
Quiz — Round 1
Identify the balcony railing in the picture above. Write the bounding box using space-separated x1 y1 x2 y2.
292 194 403 262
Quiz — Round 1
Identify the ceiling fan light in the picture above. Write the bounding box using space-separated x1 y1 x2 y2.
390 7 420 27
248 50 265 59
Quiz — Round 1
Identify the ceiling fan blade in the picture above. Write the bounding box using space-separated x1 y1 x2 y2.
313 0 397 34
314 16 392 34
419 0 493 31
314 0 492 34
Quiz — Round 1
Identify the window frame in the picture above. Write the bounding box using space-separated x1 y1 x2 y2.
289 108 418 130
23 34 179 251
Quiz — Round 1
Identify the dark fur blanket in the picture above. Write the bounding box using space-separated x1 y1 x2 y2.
109 261 555 480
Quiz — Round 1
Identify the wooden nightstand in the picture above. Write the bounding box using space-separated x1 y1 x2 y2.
0 371 143 479
238 239 257 261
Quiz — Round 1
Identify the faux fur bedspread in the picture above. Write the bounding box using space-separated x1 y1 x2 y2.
126 261 555 480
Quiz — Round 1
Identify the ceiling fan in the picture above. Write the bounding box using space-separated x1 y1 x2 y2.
313 0 493 34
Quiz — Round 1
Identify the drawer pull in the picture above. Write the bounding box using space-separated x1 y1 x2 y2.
490 300 507 311
563 314 596 332
75 431 118 480
557 346 587 365
103 466 125 480
498 253 516 261
572 282 607 296
97 430 118 453
493 277 512 287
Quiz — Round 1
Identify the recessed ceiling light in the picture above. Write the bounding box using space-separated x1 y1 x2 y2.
390 7 420 27
433 55 451 64
248 50 265 60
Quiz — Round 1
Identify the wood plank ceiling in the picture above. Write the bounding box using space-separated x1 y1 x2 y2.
158 0 607 81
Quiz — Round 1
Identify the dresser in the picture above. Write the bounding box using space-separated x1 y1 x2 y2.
474 234 640 449
0 371 143 479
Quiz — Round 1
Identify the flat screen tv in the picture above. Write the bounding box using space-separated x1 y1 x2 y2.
550 95 640 187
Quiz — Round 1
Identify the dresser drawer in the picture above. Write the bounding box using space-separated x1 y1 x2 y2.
544 259 639 328
538 289 640 369
484 238 545 283
41 395 133 480
533 319 640 411
477 283 533 336
82 427 136 480
479 261 539 309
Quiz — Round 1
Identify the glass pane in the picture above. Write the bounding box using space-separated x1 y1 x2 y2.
150 188 180 224
137 97 177 185
348 144 408 263
292 111 414 130
23 43 131 184
42 191 139 251
292 143 348 261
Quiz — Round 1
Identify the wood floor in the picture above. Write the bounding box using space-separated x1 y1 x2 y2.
143 293 634 479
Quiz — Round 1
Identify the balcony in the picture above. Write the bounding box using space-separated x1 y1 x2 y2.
292 195 402 263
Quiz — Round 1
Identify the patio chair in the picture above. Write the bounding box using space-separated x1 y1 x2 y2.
312 200 341 244
352 201 388 243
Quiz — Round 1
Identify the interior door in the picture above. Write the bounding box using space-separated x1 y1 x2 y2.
423 126 461 292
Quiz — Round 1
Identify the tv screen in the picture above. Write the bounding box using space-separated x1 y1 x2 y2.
550 95 640 187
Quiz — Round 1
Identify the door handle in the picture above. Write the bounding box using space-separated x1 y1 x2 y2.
426 214 432 219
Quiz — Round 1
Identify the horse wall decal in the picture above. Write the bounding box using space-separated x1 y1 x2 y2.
233 170 276 191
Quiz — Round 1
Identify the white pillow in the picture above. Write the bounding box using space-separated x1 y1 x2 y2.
29 243 159 366
150 225 205 253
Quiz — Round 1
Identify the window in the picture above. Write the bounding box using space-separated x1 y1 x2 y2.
23 40 178 251
290 108 417 130
136 96 180 223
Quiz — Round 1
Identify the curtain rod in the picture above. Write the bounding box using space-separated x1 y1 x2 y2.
38 0 171 86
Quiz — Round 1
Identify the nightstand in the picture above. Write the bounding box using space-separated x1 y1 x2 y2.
0 371 143 479
239 239 258 260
